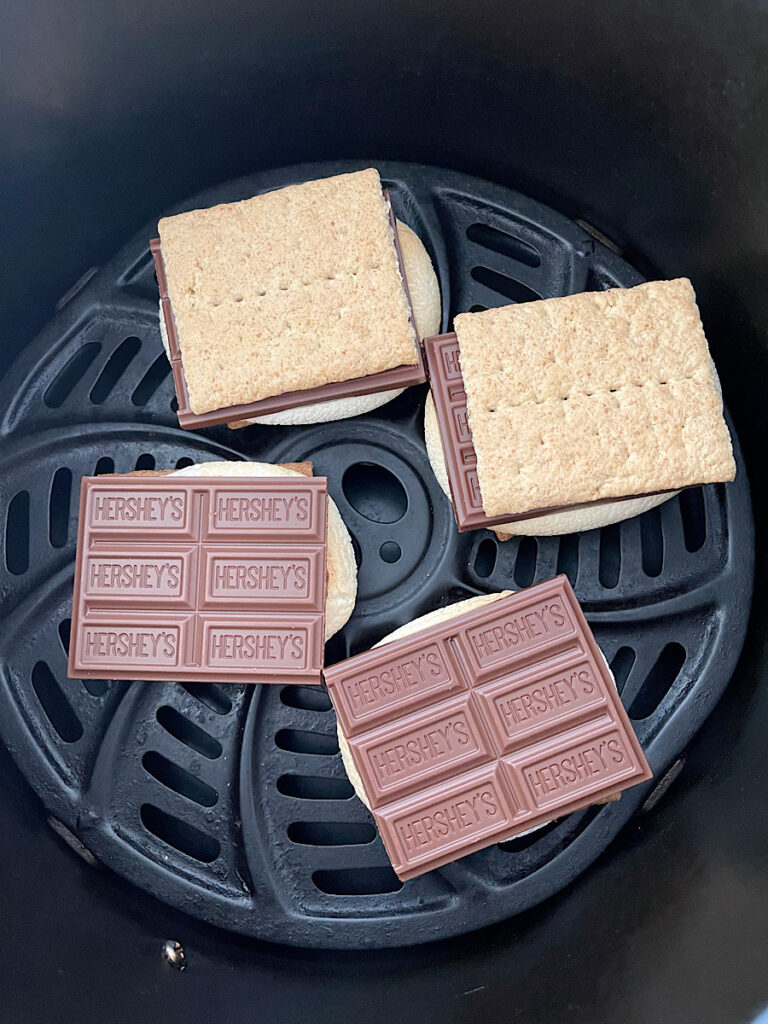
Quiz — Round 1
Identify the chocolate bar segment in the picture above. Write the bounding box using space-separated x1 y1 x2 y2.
152 193 426 430
324 577 651 880
424 332 673 531
69 476 328 683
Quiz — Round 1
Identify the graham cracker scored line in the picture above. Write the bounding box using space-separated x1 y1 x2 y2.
478 373 703 411
175 265 389 309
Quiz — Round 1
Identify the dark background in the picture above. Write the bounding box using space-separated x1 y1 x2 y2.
1 1 767 1021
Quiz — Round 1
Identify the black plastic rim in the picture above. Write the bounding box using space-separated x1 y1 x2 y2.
0 160 754 948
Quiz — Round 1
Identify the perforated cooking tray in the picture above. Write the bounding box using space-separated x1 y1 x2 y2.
0 161 754 949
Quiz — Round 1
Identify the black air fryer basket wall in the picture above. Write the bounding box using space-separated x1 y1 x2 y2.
1 3 767 1024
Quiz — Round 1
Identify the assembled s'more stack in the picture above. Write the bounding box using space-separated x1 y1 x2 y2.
151 168 432 429
424 278 734 537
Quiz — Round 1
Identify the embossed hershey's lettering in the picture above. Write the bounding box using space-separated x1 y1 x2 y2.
468 600 571 664
87 558 182 594
453 407 471 442
395 781 507 858
210 559 308 595
368 711 477 785
442 344 462 378
342 644 450 714
467 471 483 507
82 627 177 662
207 628 306 664
493 663 600 734
524 731 631 806
214 493 310 524
92 492 184 524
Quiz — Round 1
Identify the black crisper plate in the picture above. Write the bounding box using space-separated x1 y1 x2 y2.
0 161 754 948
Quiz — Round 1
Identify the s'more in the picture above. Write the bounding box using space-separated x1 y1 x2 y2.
151 168 441 430
326 579 652 880
424 278 736 537
67 459 359 688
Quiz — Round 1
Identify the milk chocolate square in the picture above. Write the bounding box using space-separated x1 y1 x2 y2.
68 475 328 683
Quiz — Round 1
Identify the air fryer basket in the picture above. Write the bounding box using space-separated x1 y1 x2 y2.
0 161 753 948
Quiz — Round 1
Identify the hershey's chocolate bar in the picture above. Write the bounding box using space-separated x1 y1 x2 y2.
68 476 328 683
324 577 651 879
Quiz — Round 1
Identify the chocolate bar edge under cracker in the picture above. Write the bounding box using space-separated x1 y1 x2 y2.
151 190 425 430
424 331 678 531
68 475 328 684
324 576 652 880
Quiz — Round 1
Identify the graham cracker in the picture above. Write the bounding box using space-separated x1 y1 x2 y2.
158 168 418 415
454 279 735 517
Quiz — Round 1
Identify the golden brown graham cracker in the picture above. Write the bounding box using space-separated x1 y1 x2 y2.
454 278 735 517
158 169 418 415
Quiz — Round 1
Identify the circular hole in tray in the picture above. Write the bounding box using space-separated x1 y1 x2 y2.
379 541 402 563
342 462 408 523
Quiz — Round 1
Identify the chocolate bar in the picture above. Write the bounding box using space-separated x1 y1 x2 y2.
324 577 651 880
152 193 426 430
424 332 671 531
68 475 328 683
